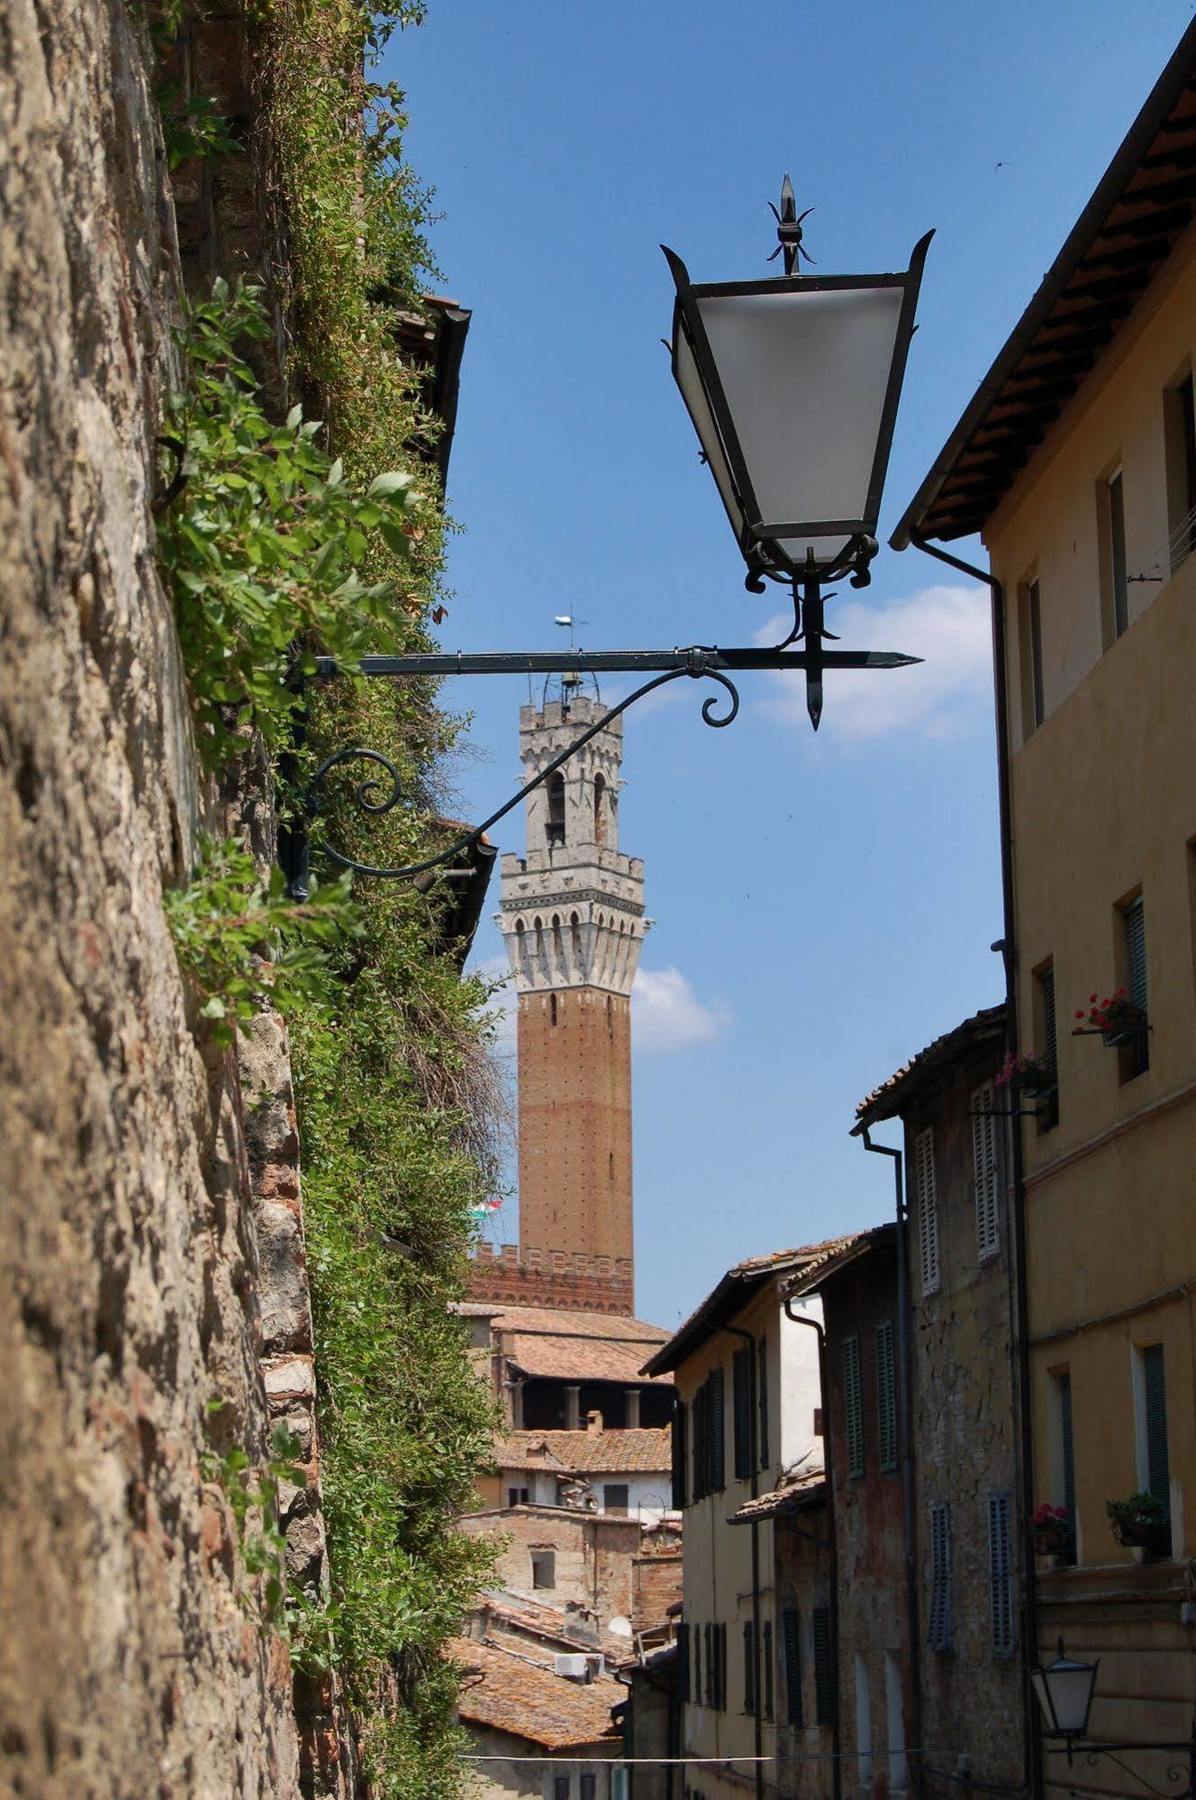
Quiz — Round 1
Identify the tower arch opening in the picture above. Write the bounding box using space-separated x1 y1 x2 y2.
546 772 566 848
594 773 607 845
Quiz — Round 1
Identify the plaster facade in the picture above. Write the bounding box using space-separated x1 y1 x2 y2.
985 200 1196 1789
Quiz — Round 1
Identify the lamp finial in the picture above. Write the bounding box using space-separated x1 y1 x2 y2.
768 174 815 276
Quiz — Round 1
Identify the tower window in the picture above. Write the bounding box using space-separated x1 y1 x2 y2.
546 772 566 847
550 994 558 1027
594 773 607 844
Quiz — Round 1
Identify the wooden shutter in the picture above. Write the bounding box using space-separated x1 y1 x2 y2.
812 1608 835 1725
1124 897 1149 1075
678 1623 690 1703
842 1335 864 1478
914 1128 940 1294
971 1085 1000 1260
743 1622 755 1716
718 1623 727 1710
1059 1372 1076 1556
693 1621 702 1706
1143 1344 1170 1508
762 1620 774 1720
733 1348 752 1480
757 1335 770 1471
876 1320 897 1473
783 1607 803 1726
928 1502 953 1652
709 1366 726 1492
672 1401 688 1509
988 1493 1014 1655
705 1623 714 1708
1039 963 1060 1128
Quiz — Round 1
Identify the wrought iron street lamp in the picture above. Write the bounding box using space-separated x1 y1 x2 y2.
1033 1638 1196 1798
291 182 932 891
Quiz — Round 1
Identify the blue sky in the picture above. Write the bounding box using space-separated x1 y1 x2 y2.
382 1 1193 1327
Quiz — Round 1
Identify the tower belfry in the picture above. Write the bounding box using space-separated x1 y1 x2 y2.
496 695 648 1312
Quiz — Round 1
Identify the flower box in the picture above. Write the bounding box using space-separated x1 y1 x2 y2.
1105 1491 1168 1554
1073 991 1148 1049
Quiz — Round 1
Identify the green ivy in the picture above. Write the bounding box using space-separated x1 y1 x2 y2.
158 279 421 769
165 835 359 1044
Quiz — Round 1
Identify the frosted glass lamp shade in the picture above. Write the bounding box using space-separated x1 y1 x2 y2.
664 233 932 584
1031 1643 1098 1737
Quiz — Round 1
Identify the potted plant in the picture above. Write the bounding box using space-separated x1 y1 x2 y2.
996 1051 1056 1099
1031 1502 1071 1555
1073 990 1148 1049
1105 1490 1168 1553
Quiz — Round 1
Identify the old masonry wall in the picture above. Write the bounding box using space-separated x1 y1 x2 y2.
0 3 340 1795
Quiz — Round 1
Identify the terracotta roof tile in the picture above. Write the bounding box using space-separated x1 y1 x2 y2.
487 1303 670 1343
478 1591 631 1663
492 1428 672 1475
451 1636 623 1749
504 1332 672 1384
728 1470 827 1524
854 1005 1005 1125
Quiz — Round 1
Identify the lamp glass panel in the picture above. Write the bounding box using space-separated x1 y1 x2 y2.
1046 1662 1096 1734
694 284 906 542
1030 1669 1054 1729
675 328 744 544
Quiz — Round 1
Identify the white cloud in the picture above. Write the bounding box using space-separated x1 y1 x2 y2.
755 581 993 741
469 956 727 1056
633 966 728 1054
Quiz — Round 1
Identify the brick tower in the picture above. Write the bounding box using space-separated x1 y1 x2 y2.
485 691 648 1314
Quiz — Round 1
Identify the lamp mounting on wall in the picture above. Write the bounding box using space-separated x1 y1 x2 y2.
284 182 931 897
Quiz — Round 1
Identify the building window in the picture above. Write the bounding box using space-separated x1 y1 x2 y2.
733 1346 753 1480
594 772 607 844
876 1319 897 1474
1120 894 1149 1079
554 1778 570 1800
705 1623 715 1708
507 1486 529 1507
531 1550 555 1590
885 1653 906 1793
691 1366 725 1498
678 1623 691 1703
603 1484 629 1516
1035 961 1060 1132
550 993 558 1027
1101 467 1129 642
1164 370 1196 570
762 1620 774 1721
693 1622 701 1707
913 1129 940 1296
971 1085 1000 1260
842 1335 864 1478
716 1623 727 1711
988 1493 1015 1656
1019 577 1045 733
1053 1370 1077 1564
580 1776 596 1800
782 1607 803 1726
672 1401 688 1509
757 1334 770 1471
546 772 566 847
1136 1342 1172 1556
743 1622 756 1716
812 1607 835 1726
854 1653 873 1789
928 1503 953 1652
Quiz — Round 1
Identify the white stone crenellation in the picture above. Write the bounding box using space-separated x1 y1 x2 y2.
496 697 648 998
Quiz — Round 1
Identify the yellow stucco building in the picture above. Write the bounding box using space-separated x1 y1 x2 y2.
894 21 1196 1792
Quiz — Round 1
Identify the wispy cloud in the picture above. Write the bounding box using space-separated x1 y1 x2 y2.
756 582 993 741
633 967 728 1054
469 956 727 1057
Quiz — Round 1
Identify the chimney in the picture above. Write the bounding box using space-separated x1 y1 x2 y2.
586 1409 603 1435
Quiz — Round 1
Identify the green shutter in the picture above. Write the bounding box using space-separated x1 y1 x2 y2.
705 1623 714 1708
719 1623 727 1710
709 1365 726 1492
812 1608 835 1725
743 1622 755 1715
733 1348 752 1480
843 1335 864 1478
757 1335 770 1471
1144 1344 1170 1511
876 1320 897 1473
762 1620 774 1721
783 1608 803 1726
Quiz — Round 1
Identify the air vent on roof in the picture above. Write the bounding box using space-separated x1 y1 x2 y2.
553 1653 590 1681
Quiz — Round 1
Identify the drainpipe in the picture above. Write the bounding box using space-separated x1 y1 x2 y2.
725 1325 764 1800
907 531 1039 1800
780 1301 842 1800
855 1123 923 1798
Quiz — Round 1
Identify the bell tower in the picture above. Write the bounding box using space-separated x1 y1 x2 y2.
495 692 648 1309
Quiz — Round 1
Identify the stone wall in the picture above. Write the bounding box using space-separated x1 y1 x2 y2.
0 3 324 1794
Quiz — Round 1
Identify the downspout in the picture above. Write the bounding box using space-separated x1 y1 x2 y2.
855 1123 923 1797
780 1302 842 1800
907 531 1039 1800
725 1325 764 1800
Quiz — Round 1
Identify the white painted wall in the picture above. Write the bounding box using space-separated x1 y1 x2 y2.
497 1466 672 1522
776 1291 825 1478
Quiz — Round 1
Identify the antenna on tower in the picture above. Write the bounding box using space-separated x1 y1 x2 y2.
546 614 598 712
